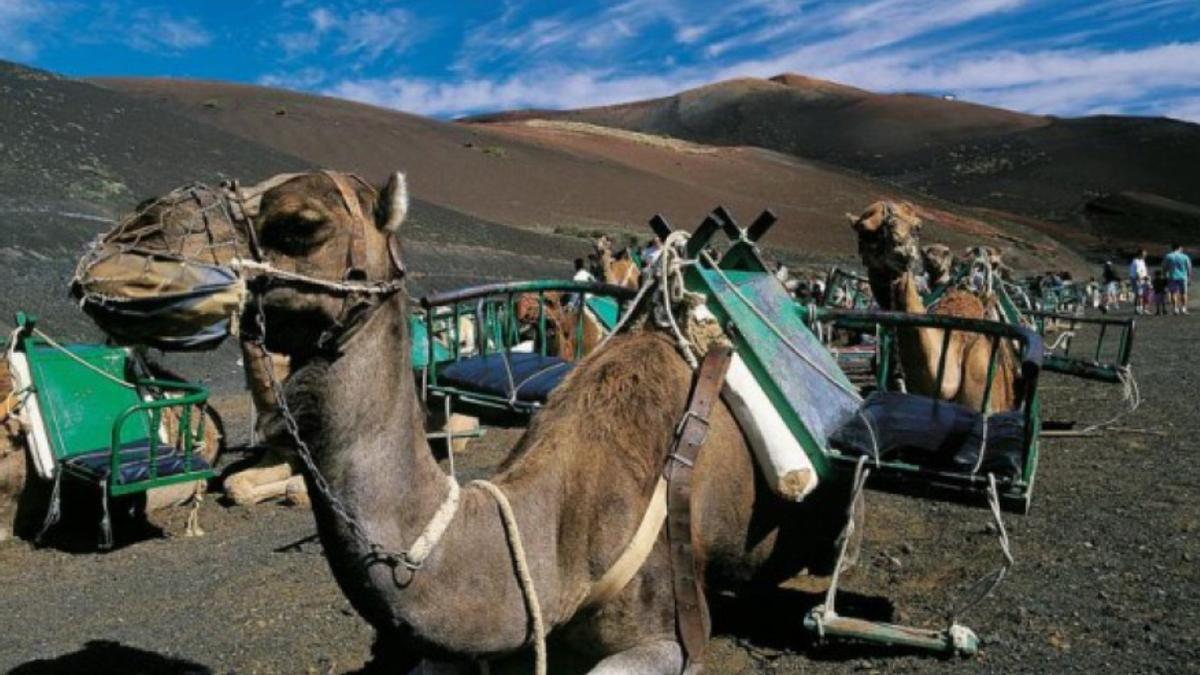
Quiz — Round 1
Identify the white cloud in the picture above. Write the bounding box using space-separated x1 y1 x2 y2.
326 69 708 117
0 0 50 59
306 0 1200 123
121 11 212 52
273 6 423 63
1163 97 1200 124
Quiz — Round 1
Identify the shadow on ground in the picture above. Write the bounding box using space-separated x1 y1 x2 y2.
11 640 211 674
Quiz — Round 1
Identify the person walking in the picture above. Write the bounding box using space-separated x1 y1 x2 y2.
1163 244 1193 314
1129 250 1149 314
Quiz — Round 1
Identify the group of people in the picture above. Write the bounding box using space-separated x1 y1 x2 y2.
1103 245 1193 315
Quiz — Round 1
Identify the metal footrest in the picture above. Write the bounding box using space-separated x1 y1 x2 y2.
804 607 979 656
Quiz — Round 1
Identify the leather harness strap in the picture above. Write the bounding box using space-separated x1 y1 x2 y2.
665 346 732 670
322 171 371 279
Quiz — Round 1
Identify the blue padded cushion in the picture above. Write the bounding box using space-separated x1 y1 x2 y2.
829 392 1025 479
63 440 213 485
439 352 573 403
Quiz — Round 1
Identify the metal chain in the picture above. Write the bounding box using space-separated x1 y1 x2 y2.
251 296 420 577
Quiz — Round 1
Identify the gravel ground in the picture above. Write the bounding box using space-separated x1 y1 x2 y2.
1 309 1196 674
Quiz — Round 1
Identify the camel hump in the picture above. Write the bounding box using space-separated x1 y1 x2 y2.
931 289 987 319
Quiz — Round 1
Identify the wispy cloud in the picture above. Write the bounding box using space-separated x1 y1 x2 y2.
275 6 426 63
124 11 212 52
326 67 709 117
0 0 51 59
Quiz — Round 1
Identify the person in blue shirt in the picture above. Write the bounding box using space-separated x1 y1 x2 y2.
1163 244 1193 315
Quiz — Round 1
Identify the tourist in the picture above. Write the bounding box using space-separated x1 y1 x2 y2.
1101 261 1120 313
1153 270 1168 315
642 237 662 267
572 257 595 284
1129 250 1149 314
570 257 594 309
1163 244 1193 314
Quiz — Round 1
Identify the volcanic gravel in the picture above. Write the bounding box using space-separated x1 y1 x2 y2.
1 307 1195 674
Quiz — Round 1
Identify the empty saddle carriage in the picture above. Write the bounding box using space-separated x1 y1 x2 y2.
6 312 215 548
652 205 1052 654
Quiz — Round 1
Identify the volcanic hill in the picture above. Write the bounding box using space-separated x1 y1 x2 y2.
471 74 1200 252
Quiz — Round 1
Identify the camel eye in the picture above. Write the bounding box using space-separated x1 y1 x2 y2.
261 209 332 254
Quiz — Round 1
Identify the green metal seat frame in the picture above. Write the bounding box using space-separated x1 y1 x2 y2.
11 312 213 546
418 280 635 425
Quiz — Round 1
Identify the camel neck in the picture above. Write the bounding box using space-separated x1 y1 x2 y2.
299 297 447 561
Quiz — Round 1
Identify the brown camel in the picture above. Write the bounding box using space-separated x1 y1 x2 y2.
851 202 1021 412
921 243 954 289
595 235 641 289
515 291 608 361
90 170 857 672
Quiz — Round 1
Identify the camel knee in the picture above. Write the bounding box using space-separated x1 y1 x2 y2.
224 459 295 505
284 475 309 506
589 639 683 675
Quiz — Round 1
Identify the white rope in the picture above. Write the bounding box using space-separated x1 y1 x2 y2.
470 479 547 675
656 232 701 369
810 455 870 641
30 328 137 390
230 258 403 295
1072 365 1142 434
948 474 1013 623
404 476 462 567
1045 330 1076 352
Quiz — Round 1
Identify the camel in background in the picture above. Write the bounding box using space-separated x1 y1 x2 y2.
594 235 640 289
89 170 856 672
851 201 1021 411
515 291 608 361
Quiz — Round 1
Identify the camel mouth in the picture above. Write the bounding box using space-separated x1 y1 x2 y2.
72 247 248 351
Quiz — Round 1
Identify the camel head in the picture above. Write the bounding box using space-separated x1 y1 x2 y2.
921 244 954 285
73 171 409 357
594 234 613 257
245 172 408 357
848 201 923 306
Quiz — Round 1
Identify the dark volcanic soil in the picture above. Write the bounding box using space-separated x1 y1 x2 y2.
1 308 1195 674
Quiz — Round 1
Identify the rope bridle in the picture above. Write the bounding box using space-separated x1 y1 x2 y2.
224 172 407 354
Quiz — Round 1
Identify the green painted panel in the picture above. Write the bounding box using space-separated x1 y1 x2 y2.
24 342 151 458
585 296 621 330
692 263 862 479
410 315 450 369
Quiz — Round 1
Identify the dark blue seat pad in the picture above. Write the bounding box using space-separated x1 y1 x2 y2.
62 440 213 486
439 352 573 403
830 392 1026 479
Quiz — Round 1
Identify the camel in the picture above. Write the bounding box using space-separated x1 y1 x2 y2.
851 202 1021 412
515 291 608 361
921 244 953 291
0 353 222 542
594 235 640 289
91 170 857 672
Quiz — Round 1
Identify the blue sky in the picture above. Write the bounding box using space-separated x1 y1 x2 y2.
3 0 1199 121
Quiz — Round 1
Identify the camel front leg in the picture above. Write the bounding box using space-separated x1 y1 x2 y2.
224 447 301 505
589 640 683 675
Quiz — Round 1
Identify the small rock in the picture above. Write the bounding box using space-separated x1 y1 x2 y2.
900 541 914 555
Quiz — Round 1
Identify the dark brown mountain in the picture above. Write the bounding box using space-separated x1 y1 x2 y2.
471 74 1200 251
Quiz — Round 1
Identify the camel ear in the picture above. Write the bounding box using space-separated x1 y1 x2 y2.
377 171 409 232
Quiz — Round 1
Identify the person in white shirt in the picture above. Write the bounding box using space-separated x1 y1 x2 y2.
570 258 594 309
1129 250 1149 314
572 257 595 283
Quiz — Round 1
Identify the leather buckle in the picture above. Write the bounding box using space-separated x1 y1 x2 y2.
674 409 709 437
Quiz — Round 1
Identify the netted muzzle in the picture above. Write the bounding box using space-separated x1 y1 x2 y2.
72 181 255 351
